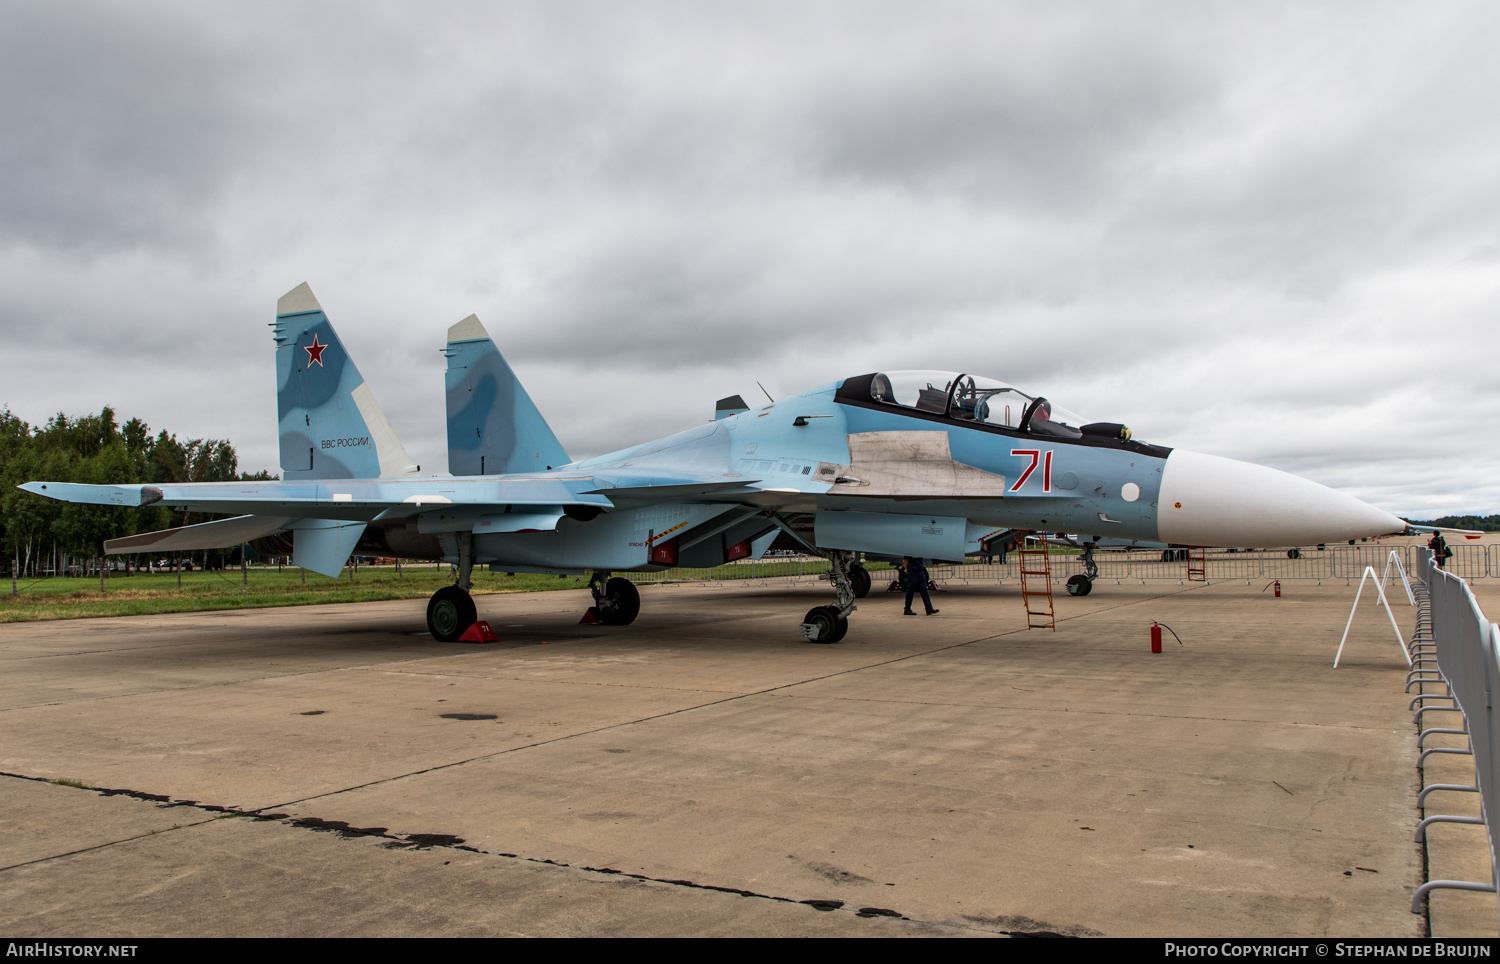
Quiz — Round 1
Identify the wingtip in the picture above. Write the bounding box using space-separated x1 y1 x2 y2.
447 314 490 343
277 282 322 316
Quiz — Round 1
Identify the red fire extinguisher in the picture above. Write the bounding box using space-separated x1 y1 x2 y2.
1274 580 1281 598
1150 621 1183 653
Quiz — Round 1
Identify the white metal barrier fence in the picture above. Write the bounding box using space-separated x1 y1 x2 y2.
1410 550 1500 925
632 544 1493 587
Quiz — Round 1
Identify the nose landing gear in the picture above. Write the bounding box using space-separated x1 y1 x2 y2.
1066 542 1099 596
802 550 858 642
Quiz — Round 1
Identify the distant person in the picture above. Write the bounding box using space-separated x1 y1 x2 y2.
902 557 938 616
1429 532 1452 570
980 538 1009 565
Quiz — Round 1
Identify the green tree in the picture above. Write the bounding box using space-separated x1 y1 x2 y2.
1 406 271 573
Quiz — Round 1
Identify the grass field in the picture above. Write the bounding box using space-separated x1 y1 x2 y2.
0 557 883 623
0 564 593 623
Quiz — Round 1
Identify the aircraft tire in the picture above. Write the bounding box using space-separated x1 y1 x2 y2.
803 605 841 643
428 585 477 642
1161 550 1173 563
1065 574 1093 596
1287 548 1301 559
599 577 641 626
849 564 872 599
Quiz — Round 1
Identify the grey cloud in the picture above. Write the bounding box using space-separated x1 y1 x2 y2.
0 6 267 253
1 2 1497 514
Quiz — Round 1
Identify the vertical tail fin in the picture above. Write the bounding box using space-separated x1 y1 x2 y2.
272 283 419 481
444 315 569 476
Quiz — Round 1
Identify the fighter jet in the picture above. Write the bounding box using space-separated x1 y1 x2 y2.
20 284 1408 642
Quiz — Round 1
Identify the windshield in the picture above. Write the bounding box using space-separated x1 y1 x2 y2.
869 371 1088 437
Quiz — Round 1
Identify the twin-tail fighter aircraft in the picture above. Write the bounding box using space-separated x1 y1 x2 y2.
21 284 1409 642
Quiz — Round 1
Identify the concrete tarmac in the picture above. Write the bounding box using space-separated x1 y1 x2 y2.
0 575 1461 937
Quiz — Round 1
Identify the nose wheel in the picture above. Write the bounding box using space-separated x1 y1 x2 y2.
801 605 849 643
1065 574 1093 596
799 550 858 642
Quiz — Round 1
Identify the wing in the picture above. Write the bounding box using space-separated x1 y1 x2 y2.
18 476 617 578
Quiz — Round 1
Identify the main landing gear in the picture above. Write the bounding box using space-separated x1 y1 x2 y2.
428 532 478 642
1066 542 1099 596
428 585 477 641
848 563 872 599
587 571 640 625
802 550 859 643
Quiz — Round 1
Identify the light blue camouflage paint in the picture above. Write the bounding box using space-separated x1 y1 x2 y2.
444 315 569 477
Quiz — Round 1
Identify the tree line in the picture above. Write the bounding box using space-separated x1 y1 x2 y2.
1409 515 1500 532
1 406 274 576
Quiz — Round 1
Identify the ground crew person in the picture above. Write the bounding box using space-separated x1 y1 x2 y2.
902 557 939 615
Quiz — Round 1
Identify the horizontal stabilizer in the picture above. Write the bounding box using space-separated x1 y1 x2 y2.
18 481 162 507
105 515 294 555
815 432 1008 499
19 476 616 523
292 518 367 578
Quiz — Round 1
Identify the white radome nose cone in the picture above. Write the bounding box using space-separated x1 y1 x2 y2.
1158 450 1405 548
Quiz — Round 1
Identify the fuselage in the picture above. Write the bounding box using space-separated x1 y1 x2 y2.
26 368 1405 575
555 370 1403 561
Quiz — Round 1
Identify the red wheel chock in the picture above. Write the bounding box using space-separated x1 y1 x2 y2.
457 621 499 643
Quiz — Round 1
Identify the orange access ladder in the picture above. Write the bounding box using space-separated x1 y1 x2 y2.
1187 547 1207 582
1017 535 1056 631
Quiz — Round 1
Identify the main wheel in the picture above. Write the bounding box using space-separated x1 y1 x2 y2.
1065 574 1093 596
598 577 641 625
849 564 872 599
1287 548 1301 559
1161 549 1173 563
802 605 841 643
428 585 477 642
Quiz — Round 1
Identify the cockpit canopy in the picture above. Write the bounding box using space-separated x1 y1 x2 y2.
867 371 1090 439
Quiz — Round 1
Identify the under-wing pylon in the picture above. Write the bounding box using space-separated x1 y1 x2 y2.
21 285 1409 643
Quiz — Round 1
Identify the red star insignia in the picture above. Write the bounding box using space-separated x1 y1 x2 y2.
304 333 328 368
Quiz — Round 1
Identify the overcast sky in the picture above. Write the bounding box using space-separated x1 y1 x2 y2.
2 2 1496 517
